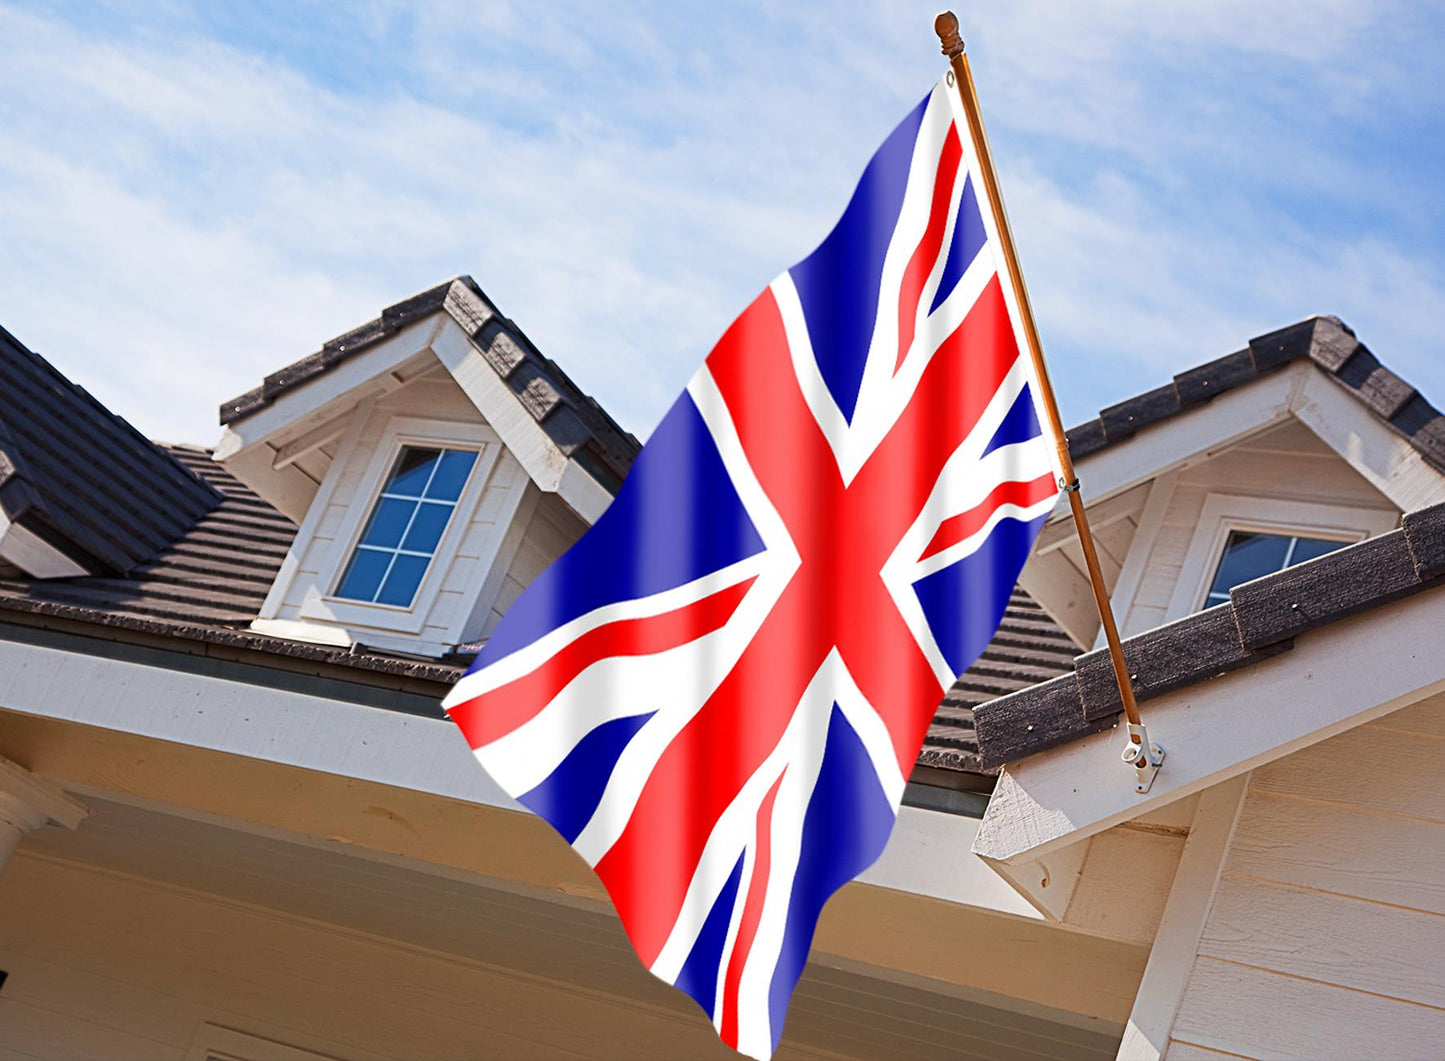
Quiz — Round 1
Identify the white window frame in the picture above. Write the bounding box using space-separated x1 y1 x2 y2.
299 415 500 636
1166 493 1397 622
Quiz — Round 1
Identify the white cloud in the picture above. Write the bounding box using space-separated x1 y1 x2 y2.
0 0 1440 447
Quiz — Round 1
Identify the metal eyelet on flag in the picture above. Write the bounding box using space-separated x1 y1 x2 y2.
946 70 956 87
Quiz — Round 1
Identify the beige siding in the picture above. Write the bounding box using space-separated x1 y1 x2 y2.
0 843 1125 1061
1122 419 1397 634
482 493 588 638
1163 693 1445 1059
0 855 742 1061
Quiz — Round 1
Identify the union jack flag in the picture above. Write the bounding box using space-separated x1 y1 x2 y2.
444 78 1063 1059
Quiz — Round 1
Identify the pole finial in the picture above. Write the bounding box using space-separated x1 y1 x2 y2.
934 11 964 58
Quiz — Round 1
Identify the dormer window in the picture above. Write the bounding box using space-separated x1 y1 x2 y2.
335 445 478 607
1165 494 1398 623
1202 530 1346 606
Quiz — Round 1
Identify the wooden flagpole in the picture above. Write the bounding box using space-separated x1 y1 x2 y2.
933 12 1163 786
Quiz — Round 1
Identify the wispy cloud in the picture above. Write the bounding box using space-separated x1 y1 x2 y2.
0 1 1440 446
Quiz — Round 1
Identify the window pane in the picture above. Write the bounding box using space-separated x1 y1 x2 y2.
1207 531 1290 599
425 450 478 501
334 444 479 608
387 447 441 498
402 502 453 554
377 553 430 606
358 497 415 549
1289 536 1346 566
336 547 391 602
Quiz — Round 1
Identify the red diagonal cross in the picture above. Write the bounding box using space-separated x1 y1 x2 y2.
595 273 1021 967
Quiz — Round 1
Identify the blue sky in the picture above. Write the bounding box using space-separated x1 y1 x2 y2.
1 1 1442 446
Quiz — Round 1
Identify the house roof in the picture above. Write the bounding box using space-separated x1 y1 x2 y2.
0 445 465 687
973 498 1445 768
0 325 221 575
1065 315 1445 474
0 442 1067 775
219 278 641 493
0 444 296 628
919 590 1077 773
4 308 1440 782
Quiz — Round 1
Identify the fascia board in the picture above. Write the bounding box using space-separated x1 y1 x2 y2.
0 632 1036 920
213 315 445 461
1062 363 1308 510
1294 368 1445 512
432 316 612 524
973 585 1445 864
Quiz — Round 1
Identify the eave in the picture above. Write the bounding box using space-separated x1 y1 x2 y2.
215 278 639 526
972 503 1445 873
1024 318 1445 647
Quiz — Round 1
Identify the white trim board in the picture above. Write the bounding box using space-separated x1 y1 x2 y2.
0 631 517 812
1115 775 1250 1061
1295 368 1445 512
1097 472 1178 646
0 634 1039 921
1069 361 1445 514
973 585 1445 864
0 509 88 579
214 318 444 463
431 317 614 524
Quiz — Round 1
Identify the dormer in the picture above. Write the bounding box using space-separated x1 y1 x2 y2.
1018 316 1445 648
213 278 638 657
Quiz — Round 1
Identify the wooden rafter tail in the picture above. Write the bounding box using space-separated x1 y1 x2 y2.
932 12 1162 786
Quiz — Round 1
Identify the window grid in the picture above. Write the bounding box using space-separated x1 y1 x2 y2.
353 454 449 605
335 445 476 608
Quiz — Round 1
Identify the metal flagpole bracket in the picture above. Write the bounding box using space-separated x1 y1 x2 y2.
1121 722 1165 794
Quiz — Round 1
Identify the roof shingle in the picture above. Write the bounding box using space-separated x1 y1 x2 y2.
0 326 221 575
220 277 641 493
1066 315 1445 473
973 500 1445 768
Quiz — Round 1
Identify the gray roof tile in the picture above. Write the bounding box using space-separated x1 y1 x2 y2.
0 326 221 575
974 500 1445 768
1065 315 1445 477
220 278 640 494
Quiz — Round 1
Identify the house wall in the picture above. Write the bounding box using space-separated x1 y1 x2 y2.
257 363 537 655
1119 418 1399 636
1159 692 1445 1059
0 853 759 1061
478 493 587 639
0 842 1130 1061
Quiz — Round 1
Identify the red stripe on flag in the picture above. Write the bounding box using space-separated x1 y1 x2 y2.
918 473 1058 562
846 275 1024 772
447 576 756 750
596 289 837 967
597 279 1027 962
719 771 785 1048
895 125 962 373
